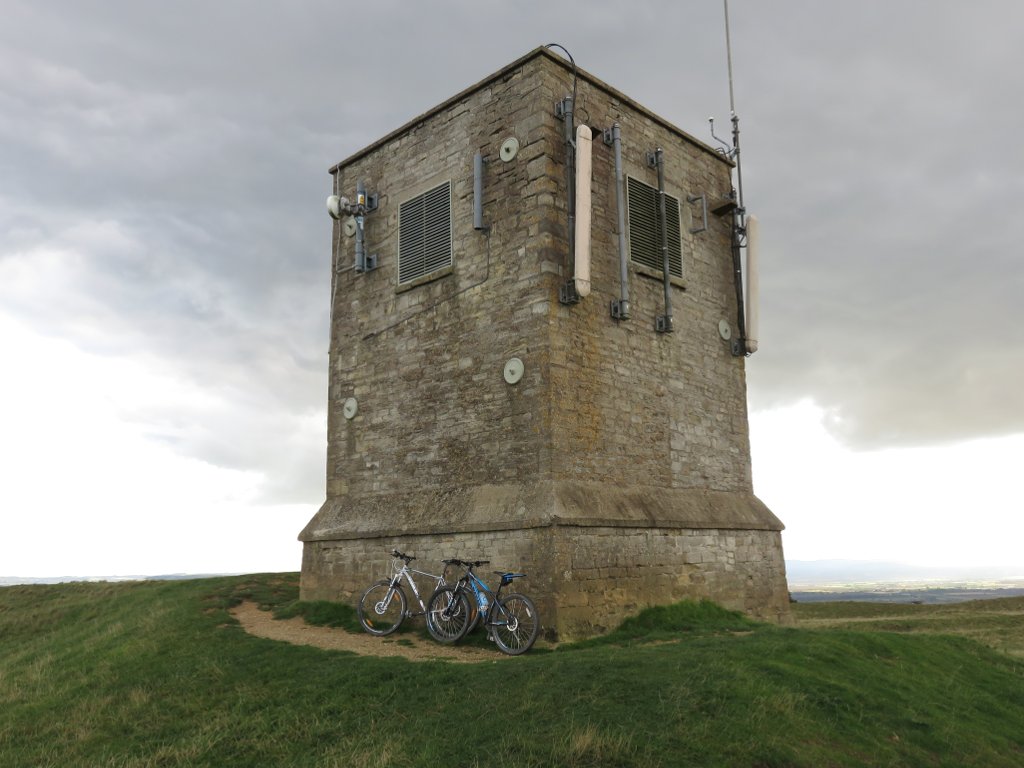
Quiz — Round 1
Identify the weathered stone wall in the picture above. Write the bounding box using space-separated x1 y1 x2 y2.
545 73 754 491
553 527 790 636
324 60 560 501
302 524 788 641
301 48 790 639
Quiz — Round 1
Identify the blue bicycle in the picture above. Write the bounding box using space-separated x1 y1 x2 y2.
425 559 540 655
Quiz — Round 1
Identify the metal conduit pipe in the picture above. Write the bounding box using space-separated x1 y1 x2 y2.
729 114 748 355
610 123 630 320
473 153 486 231
563 97 576 285
654 148 674 333
730 218 747 349
328 172 341 346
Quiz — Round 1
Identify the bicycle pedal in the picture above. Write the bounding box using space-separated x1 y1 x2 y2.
487 634 495 642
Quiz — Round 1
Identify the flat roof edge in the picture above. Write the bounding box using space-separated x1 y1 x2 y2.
328 46 733 174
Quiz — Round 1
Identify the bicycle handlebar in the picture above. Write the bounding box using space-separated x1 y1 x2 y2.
442 558 490 568
391 549 415 563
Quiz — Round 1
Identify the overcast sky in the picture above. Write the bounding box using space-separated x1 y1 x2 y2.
2 1 1022 578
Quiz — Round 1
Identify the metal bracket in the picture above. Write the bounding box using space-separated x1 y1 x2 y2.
602 128 615 147
354 191 379 273
688 194 708 234
733 213 748 249
646 151 658 169
731 338 746 357
610 299 631 320
559 280 581 305
555 97 573 120
710 193 738 217
655 315 674 333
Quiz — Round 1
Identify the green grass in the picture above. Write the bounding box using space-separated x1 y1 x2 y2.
793 596 1024 659
568 598 758 650
1 575 1022 767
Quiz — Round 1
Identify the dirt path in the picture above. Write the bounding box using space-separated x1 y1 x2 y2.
230 601 503 663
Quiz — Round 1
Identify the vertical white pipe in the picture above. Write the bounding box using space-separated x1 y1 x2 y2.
574 124 593 298
745 214 760 354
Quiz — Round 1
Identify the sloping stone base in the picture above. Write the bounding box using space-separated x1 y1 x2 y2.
299 482 790 640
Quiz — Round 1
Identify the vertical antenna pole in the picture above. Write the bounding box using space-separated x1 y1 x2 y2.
724 0 744 214
724 0 736 115
724 0 750 355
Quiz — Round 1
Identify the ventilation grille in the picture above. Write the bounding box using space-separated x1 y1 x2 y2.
627 176 683 278
398 181 452 284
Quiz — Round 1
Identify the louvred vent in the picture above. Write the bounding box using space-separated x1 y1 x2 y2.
627 176 683 278
398 181 452 284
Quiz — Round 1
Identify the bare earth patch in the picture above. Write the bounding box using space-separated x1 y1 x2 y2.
230 601 504 663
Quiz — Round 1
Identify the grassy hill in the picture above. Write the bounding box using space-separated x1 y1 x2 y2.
1 574 1022 767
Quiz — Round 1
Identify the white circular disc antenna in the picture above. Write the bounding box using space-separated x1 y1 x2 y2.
499 137 520 162
343 397 358 419
503 357 524 384
326 194 343 220
343 217 357 237
718 319 732 341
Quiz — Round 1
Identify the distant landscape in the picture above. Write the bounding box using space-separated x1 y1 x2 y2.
0 573 233 587
786 559 1024 604
6 559 1024 604
791 586 1024 604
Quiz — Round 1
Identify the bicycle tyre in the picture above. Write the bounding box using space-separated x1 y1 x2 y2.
357 580 407 636
490 593 539 655
425 585 473 644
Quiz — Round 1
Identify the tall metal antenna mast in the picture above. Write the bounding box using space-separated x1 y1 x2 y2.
724 0 744 214
720 0 753 356
725 0 736 115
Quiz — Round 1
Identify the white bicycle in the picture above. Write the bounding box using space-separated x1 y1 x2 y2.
356 550 456 636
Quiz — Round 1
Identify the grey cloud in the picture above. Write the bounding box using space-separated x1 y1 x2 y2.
1 0 1022 504
731 2 1024 449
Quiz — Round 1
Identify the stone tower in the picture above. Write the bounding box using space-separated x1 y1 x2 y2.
299 48 789 639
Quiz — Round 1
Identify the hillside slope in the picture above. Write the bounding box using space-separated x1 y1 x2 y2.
1 574 1022 767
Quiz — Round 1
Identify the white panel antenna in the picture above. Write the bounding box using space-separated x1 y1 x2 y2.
574 124 593 298
744 215 760 354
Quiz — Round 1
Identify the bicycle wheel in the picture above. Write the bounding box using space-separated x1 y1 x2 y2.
357 580 407 636
425 586 472 643
490 593 539 655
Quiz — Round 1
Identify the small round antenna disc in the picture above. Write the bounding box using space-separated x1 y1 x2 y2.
343 397 358 419
503 357 524 384
499 137 520 162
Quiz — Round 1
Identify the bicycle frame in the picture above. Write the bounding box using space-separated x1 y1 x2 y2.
426 558 538 652
453 564 517 631
464 570 498 614
385 558 448 618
